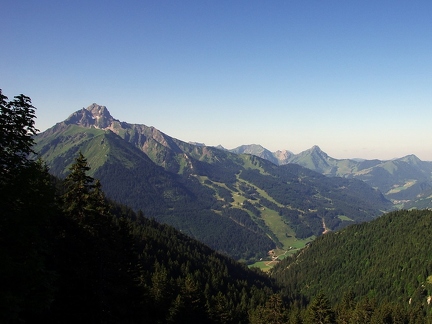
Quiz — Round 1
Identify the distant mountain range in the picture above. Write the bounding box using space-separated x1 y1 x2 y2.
226 144 432 209
34 104 394 261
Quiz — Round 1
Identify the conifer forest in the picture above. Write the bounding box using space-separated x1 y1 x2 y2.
2 89 432 323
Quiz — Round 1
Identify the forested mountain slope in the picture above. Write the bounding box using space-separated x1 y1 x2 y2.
34 104 392 262
271 209 432 310
3 90 431 323
2 146 277 322
0 90 276 323
35 123 276 261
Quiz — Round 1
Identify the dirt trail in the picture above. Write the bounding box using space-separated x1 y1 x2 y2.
322 217 330 234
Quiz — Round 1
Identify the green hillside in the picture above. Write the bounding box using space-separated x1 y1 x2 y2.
33 104 393 262
3 90 432 323
271 209 432 310
1 92 277 322
244 144 432 208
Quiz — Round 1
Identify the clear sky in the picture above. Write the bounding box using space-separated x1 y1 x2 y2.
2 1 432 160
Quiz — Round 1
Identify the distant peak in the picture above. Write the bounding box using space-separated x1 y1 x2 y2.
233 144 266 153
404 154 419 159
64 104 115 129
86 103 112 119
300 145 323 155
84 103 114 128
399 154 421 164
294 145 329 161
215 145 227 151
189 142 206 146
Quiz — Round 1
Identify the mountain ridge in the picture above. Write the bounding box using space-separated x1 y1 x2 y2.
34 104 393 261
228 144 432 208
44 104 430 209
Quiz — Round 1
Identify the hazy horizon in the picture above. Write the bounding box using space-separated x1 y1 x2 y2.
2 1 431 160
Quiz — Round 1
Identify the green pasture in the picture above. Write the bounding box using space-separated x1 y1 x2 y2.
386 180 416 195
338 215 354 221
249 260 274 272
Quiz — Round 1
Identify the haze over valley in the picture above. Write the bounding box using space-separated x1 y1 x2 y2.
3 0 432 321
34 103 432 264
4 94 432 322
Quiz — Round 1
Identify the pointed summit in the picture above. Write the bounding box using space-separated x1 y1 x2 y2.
399 154 422 166
64 103 115 129
309 145 330 159
288 145 332 173
87 103 111 117
86 103 114 128
309 145 326 156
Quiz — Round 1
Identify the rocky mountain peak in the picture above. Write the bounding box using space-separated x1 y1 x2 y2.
86 103 114 128
64 103 115 129
273 150 294 163
87 103 111 117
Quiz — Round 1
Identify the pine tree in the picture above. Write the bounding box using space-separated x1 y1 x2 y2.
62 152 96 223
52 152 145 322
336 290 356 324
0 90 38 179
350 297 375 323
249 294 288 324
305 292 335 324
209 291 235 323
0 90 56 322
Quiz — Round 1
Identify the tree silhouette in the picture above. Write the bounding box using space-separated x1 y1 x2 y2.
0 90 55 322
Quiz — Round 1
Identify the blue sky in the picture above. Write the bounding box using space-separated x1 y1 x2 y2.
2 1 432 160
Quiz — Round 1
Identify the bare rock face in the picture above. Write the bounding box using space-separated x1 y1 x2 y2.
86 103 114 129
273 150 294 165
64 108 93 127
64 103 114 129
